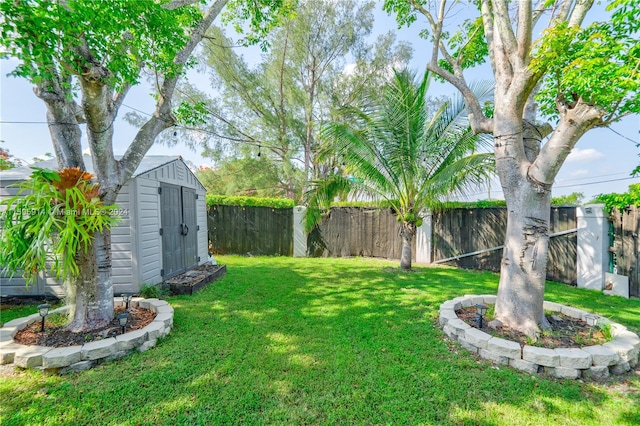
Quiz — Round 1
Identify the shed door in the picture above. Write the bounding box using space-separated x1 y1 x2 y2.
160 183 198 278
181 187 198 271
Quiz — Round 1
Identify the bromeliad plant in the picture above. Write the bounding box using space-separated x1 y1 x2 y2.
0 167 118 285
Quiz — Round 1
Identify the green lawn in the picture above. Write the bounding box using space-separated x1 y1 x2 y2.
1 256 639 425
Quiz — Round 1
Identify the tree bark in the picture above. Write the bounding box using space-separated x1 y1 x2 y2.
399 223 415 270
66 229 113 331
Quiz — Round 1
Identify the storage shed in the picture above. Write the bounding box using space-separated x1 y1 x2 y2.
0 155 208 297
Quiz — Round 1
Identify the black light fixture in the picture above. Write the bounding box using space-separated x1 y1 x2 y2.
37 304 50 332
122 293 133 310
475 304 488 329
117 313 130 334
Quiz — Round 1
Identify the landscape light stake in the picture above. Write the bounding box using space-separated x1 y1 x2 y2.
122 293 133 310
475 304 488 329
584 314 598 339
38 304 50 332
117 313 130 334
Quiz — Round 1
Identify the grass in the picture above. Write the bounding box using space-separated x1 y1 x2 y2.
1 256 639 425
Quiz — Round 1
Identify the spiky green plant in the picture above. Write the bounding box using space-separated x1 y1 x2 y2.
0 167 118 284
306 69 495 269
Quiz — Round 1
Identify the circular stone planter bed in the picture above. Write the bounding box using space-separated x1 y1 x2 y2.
439 295 640 380
0 297 174 374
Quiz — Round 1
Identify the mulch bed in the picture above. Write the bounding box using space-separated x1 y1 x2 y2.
164 263 226 295
456 307 608 348
14 306 156 348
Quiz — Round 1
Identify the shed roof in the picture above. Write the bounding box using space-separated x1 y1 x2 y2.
0 155 186 181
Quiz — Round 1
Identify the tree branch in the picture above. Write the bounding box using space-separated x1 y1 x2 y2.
529 99 605 186
517 0 532 65
568 0 594 27
119 0 228 183
492 0 519 67
480 0 497 75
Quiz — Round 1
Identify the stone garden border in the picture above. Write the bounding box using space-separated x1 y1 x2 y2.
439 295 640 380
0 297 173 374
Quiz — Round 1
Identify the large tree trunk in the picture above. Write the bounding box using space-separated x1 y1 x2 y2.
66 229 114 332
494 175 552 337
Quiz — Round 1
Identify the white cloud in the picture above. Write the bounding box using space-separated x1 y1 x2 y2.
342 63 357 76
566 148 605 163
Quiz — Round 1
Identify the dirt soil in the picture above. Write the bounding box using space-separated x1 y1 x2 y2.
456 307 608 348
14 306 156 348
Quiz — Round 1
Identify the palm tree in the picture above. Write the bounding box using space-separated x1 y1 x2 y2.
305 69 495 270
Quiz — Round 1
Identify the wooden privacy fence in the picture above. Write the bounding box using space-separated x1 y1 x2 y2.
307 207 414 260
207 204 578 285
208 205 293 256
432 207 577 285
610 206 639 297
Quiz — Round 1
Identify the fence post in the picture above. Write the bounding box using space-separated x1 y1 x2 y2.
576 204 608 290
293 206 307 257
416 209 432 264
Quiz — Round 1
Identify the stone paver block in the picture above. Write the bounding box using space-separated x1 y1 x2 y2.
154 305 174 315
0 327 18 342
582 345 620 366
463 328 492 350
480 295 497 304
510 359 539 374
457 338 478 354
129 297 144 308
470 296 486 306
603 340 638 363
443 324 459 341
584 366 609 380
14 346 50 368
478 349 509 365
542 301 563 312
116 329 148 351
560 306 588 320
0 342 25 365
440 301 461 311
523 346 559 367
554 348 592 369
452 297 473 308
81 338 117 360
138 339 156 352
142 321 165 340
609 361 631 375
59 360 96 375
439 309 458 326
612 329 640 344
42 346 83 369
153 312 173 327
548 366 581 379
103 350 132 363
148 300 169 309
487 337 522 359
2 317 33 331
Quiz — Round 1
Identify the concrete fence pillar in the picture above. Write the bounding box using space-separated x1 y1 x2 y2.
293 206 307 257
415 210 432 264
576 204 609 290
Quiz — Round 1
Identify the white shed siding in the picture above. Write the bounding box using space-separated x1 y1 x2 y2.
134 177 163 285
109 182 136 293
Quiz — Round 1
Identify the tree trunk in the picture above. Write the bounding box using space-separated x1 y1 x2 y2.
494 178 551 337
399 223 415 270
66 229 114 332
492 106 552 337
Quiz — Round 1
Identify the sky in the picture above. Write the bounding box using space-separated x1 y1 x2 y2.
0 3 638 202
